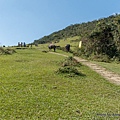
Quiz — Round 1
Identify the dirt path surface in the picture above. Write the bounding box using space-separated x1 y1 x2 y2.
49 52 120 85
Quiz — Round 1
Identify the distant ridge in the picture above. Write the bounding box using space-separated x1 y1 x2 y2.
33 14 120 44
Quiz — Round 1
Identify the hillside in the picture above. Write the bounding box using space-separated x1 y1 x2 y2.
33 14 120 44
33 21 97 44
33 14 120 62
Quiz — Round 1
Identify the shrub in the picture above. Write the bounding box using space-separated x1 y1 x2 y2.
57 66 81 77
62 56 81 67
56 56 84 77
90 54 110 62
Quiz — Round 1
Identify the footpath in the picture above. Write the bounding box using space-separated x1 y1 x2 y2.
49 52 120 85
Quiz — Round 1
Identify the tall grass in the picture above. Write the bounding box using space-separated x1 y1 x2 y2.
0 48 120 119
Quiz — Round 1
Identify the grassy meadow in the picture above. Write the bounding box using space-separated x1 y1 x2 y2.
0 46 120 120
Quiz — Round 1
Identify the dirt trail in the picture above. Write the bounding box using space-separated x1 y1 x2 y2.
49 52 120 85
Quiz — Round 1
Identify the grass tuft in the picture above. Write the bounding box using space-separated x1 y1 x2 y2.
56 56 85 77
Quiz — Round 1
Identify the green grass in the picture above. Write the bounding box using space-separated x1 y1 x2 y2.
0 48 120 119
92 61 120 75
49 36 80 51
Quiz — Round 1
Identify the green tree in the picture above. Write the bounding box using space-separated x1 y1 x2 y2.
86 21 120 59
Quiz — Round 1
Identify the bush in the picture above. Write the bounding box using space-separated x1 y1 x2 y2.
57 66 81 77
89 54 110 62
62 56 81 67
56 56 84 77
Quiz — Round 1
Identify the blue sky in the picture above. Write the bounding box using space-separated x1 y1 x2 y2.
0 0 120 46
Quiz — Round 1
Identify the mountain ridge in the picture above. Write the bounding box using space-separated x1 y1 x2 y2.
33 14 120 45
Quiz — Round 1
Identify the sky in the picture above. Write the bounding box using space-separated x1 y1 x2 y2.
0 0 120 46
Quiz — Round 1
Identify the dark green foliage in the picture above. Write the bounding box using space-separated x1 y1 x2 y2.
91 22 119 60
57 66 80 77
89 22 118 57
56 56 84 77
77 15 120 62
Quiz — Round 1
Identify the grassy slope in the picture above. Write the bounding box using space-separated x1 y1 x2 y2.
55 36 79 51
53 36 120 76
0 48 120 119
